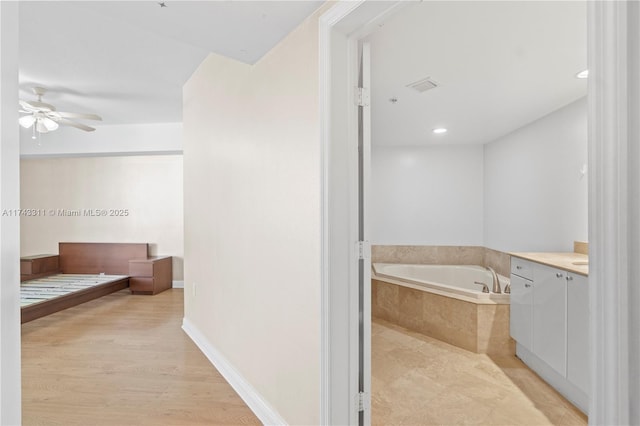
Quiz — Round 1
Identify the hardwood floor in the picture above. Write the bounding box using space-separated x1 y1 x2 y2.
372 319 588 426
22 289 589 425
22 289 260 426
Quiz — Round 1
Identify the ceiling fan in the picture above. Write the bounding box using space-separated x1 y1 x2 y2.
19 87 102 138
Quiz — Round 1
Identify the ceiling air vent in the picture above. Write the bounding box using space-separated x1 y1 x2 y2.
406 76 439 93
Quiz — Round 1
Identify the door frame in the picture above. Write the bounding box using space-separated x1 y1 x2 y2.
587 1 640 424
318 2 405 424
0 2 21 425
356 40 372 426
320 1 640 425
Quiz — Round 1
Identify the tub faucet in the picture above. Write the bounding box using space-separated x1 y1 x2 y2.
474 281 490 293
487 267 501 294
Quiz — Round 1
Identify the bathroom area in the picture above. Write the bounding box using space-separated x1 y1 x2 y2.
365 2 588 424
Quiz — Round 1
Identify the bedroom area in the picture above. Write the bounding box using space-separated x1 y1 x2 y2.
10 1 324 424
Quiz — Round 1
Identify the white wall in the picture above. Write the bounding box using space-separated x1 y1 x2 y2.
371 145 484 245
182 5 328 425
484 97 588 252
20 122 182 158
20 155 184 280
371 97 587 252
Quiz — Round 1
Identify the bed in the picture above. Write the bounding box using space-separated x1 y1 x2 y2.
21 274 129 323
20 242 172 323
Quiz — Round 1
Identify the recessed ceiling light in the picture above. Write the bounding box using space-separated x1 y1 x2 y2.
576 70 589 79
433 128 448 134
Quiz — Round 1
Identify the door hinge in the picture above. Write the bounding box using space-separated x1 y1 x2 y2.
356 391 368 412
356 241 370 260
355 87 370 107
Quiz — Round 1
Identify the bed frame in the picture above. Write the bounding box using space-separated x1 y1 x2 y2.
20 242 172 323
21 275 130 323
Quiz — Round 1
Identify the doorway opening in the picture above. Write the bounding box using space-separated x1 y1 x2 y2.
321 1 597 424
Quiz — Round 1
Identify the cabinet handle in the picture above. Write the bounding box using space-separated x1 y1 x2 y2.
567 276 573 281
516 266 523 270
556 272 564 278
524 283 531 288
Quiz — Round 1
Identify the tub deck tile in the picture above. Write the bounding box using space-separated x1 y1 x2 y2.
373 277 514 355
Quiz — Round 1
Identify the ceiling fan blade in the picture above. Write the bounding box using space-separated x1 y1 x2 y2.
19 100 39 112
18 115 36 129
56 118 96 132
49 111 102 121
19 99 54 112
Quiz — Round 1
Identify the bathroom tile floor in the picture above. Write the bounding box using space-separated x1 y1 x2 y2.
372 319 587 426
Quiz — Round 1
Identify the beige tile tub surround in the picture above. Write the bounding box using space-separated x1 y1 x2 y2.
371 245 511 277
372 245 484 266
574 241 589 255
372 279 515 356
484 247 512 278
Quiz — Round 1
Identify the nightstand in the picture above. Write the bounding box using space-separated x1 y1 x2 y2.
128 256 172 295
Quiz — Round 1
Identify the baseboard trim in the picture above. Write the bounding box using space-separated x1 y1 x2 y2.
172 280 184 288
181 317 287 426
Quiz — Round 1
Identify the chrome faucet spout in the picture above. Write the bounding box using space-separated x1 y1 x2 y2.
487 266 501 294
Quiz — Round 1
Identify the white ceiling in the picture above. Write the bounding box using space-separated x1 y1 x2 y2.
19 1 587 147
18 1 323 127
367 1 587 146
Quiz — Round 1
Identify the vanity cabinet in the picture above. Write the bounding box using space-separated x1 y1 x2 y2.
567 273 589 394
532 263 567 377
509 256 588 413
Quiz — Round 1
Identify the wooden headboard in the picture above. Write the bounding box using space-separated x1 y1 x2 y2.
59 242 148 275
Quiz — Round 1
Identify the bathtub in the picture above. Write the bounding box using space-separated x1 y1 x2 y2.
371 263 513 354
372 263 510 304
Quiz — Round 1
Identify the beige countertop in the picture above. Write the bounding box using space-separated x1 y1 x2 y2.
510 252 589 276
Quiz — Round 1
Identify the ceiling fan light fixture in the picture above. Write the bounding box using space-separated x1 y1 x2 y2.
19 115 36 128
41 117 59 131
36 120 50 134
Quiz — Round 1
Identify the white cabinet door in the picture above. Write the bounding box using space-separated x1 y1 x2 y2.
567 273 589 394
510 274 533 350
533 263 567 377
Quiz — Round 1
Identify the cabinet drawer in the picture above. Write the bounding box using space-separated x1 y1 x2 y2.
509 274 533 350
511 257 534 280
129 261 154 277
130 277 154 293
